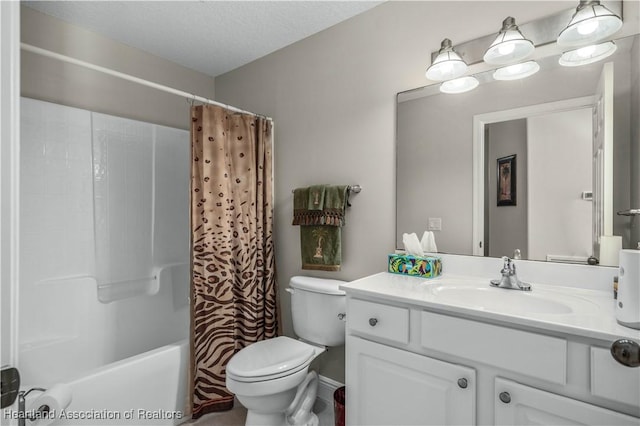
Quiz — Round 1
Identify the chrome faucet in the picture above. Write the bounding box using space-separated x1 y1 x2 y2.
490 256 531 291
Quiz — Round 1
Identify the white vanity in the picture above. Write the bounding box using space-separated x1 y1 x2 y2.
341 262 640 425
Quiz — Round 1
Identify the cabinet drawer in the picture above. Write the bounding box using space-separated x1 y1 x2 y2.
495 377 639 425
591 346 640 407
348 298 409 344
421 311 567 384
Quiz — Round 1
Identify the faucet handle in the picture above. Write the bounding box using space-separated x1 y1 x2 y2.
501 256 515 273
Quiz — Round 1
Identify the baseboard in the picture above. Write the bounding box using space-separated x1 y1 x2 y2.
317 374 344 404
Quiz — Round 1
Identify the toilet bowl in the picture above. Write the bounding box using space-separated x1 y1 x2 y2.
226 276 346 426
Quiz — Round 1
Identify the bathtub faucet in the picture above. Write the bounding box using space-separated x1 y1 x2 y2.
18 387 47 426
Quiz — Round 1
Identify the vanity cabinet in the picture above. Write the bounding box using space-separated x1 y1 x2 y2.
347 335 475 425
344 293 640 425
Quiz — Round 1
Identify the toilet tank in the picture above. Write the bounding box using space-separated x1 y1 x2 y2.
288 276 346 347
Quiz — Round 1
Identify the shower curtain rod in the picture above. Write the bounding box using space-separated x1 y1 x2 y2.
20 43 272 121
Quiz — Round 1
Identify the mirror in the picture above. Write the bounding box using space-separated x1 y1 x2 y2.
396 33 639 265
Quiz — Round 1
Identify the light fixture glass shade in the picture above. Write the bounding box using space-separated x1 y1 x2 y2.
559 40 617 66
426 38 468 81
440 76 479 94
493 61 540 80
557 1 622 47
483 17 535 65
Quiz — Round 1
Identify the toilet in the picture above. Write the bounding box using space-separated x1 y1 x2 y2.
226 276 346 426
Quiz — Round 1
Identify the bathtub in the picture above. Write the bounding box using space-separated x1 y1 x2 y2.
27 340 189 426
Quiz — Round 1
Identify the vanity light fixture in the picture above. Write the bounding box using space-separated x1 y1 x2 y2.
493 60 540 81
440 76 479 94
557 1 622 48
426 38 468 81
483 17 535 65
559 40 617 66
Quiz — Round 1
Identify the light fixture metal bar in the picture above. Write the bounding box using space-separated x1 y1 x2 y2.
431 1 622 65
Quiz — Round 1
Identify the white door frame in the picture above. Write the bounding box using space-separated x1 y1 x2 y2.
472 96 595 256
1 0 20 373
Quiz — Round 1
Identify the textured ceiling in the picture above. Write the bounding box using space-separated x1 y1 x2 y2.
24 1 382 78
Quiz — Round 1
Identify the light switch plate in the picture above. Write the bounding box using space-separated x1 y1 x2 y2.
428 217 442 231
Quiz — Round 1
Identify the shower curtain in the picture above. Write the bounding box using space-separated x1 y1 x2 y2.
190 105 278 417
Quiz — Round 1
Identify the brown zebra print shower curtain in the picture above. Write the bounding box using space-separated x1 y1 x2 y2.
190 105 278 418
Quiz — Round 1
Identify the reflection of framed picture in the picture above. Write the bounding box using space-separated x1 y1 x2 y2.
497 154 516 206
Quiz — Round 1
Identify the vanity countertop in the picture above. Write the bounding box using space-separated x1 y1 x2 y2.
340 272 640 343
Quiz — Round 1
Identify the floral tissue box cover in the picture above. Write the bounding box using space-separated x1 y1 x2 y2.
387 254 442 278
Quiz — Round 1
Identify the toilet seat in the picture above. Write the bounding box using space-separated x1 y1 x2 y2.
227 336 315 383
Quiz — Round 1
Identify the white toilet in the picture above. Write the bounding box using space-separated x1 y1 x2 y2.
226 276 346 426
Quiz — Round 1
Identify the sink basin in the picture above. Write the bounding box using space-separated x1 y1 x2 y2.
428 283 599 316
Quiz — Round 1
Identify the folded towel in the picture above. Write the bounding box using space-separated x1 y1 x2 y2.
293 185 349 226
300 225 342 271
293 185 350 270
322 185 349 226
293 187 322 225
308 185 325 211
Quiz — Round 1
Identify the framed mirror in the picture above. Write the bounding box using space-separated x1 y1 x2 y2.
396 33 639 265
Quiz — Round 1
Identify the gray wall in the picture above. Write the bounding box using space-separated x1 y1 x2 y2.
214 1 576 382
21 6 216 129
486 119 528 259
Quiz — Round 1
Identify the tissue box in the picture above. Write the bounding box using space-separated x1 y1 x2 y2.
387 254 442 278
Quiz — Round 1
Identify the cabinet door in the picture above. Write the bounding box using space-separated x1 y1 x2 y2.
346 336 475 425
495 378 640 426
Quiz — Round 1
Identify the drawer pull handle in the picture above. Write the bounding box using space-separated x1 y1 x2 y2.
499 392 511 404
368 318 378 327
457 378 468 389
611 339 640 367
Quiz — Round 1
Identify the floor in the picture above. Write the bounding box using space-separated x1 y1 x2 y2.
183 397 336 426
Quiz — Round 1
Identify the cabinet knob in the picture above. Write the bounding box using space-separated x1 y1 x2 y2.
499 392 511 404
611 339 640 367
457 378 468 389
368 318 378 327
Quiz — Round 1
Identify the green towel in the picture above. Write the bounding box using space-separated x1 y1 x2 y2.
307 185 325 211
292 185 349 225
323 185 349 226
300 225 342 271
292 185 350 271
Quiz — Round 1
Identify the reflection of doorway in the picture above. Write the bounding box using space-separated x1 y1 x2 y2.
592 62 614 260
473 96 595 261
485 120 528 259
527 108 593 262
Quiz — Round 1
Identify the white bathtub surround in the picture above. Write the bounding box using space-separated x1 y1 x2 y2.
341 255 640 425
19 98 189 393
92 113 155 302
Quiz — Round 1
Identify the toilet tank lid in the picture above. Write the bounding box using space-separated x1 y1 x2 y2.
289 276 346 295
